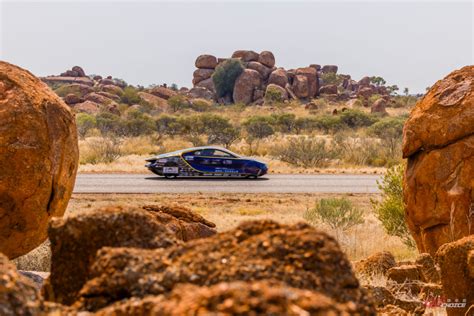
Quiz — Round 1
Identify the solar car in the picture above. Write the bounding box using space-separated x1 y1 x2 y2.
145 146 268 179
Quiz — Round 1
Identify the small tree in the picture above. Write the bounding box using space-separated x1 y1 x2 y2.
76 113 97 139
271 113 296 133
212 59 244 99
271 137 333 168
200 114 240 147
370 76 386 86
120 86 141 105
340 109 378 129
167 95 189 112
368 117 406 163
304 198 364 231
243 116 275 154
371 165 416 248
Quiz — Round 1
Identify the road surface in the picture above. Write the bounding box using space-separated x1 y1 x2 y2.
74 174 381 194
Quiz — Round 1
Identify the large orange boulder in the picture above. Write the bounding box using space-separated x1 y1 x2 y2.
0 61 78 259
402 65 473 255
232 69 261 104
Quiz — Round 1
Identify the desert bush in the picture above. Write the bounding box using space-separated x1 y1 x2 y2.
371 165 415 248
120 86 141 105
76 113 97 139
122 110 155 136
177 115 206 146
167 95 189 112
304 197 364 231
190 98 212 112
155 115 183 137
200 114 240 147
54 84 84 97
320 72 343 86
339 109 378 128
271 137 333 168
95 112 125 136
212 59 244 98
314 115 343 134
294 117 319 134
243 116 275 154
332 134 388 166
264 85 285 104
368 116 405 163
80 136 123 164
121 136 159 155
271 113 296 133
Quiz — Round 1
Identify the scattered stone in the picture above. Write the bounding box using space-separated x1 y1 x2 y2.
195 54 218 69
233 69 261 104
358 76 371 86
63 93 83 105
142 205 216 241
73 100 101 114
0 253 41 315
0 61 78 259
99 78 115 86
96 91 121 102
100 84 123 96
195 77 216 93
232 50 259 62
258 51 275 68
358 86 374 98
310 64 321 71
354 251 396 277
149 86 178 100
84 92 113 105
46 206 182 305
387 265 422 283
415 253 440 283
436 235 474 316
403 65 473 255
76 220 375 313
371 98 388 115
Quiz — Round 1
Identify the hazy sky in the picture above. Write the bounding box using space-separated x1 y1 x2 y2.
1 0 472 93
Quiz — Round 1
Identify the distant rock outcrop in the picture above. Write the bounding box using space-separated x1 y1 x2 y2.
0 61 78 259
403 65 473 255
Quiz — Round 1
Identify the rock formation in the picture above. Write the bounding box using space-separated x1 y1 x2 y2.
403 65 473 255
75 220 375 313
0 61 78 259
191 50 390 105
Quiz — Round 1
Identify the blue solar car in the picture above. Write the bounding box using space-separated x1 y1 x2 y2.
145 146 268 179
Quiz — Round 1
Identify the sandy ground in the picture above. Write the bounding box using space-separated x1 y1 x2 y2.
67 192 415 261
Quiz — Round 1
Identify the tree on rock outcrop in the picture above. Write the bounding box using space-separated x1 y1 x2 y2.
211 59 244 100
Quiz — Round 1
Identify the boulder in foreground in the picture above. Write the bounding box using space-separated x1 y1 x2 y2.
0 61 79 259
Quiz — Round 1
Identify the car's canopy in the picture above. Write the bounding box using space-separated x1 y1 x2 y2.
149 146 242 159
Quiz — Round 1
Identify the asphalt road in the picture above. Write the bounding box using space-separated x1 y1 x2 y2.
74 174 381 194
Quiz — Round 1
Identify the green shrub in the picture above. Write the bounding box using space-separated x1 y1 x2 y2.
371 165 415 248
304 197 364 231
155 115 183 137
76 113 96 138
80 137 123 164
340 109 378 129
122 110 155 136
314 115 343 134
271 113 296 133
271 137 333 168
190 99 212 112
200 114 240 147
95 112 125 136
167 95 189 112
294 117 319 134
264 85 284 104
368 116 405 162
212 59 244 98
54 84 84 98
243 116 275 154
120 86 141 105
320 73 343 86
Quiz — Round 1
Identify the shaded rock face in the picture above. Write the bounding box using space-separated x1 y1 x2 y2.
233 69 261 104
192 68 214 85
0 62 79 259
296 67 319 98
0 253 41 315
265 84 288 101
258 51 275 68
371 98 388 115
403 66 474 255
76 220 375 313
246 61 272 80
319 84 338 95
232 50 259 62
436 235 474 316
292 74 309 98
95 281 360 316
322 65 338 74
187 86 215 101
46 206 183 305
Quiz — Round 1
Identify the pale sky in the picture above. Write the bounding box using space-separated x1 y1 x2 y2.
1 0 472 93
